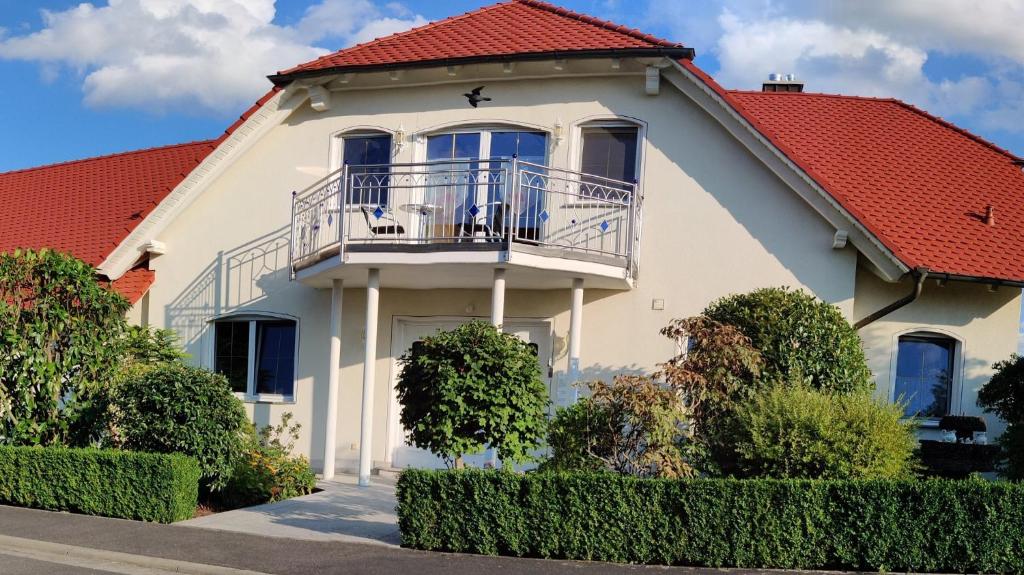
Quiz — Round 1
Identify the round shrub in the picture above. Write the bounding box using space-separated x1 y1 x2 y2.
396 321 547 467
703 287 871 393
107 364 249 491
730 383 918 479
978 354 1024 479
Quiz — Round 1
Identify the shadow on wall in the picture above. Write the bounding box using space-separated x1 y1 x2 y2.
164 225 292 358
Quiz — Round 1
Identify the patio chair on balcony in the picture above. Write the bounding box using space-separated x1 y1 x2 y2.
360 205 405 238
457 201 505 242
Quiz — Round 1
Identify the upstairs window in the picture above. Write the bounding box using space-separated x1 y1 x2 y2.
215 317 297 400
343 134 392 205
895 334 956 419
579 125 639 187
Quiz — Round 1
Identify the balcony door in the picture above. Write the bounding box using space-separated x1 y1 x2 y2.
425 129 547 240
342 134 392 205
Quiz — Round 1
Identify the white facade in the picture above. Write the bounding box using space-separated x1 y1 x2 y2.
119 59 1020 475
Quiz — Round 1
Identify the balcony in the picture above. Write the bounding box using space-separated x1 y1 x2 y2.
289 159 641 289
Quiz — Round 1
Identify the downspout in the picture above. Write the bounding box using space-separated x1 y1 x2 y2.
854 267 929 329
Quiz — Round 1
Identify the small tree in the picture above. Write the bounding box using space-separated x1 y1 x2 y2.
978 354 1024 479
396 321 547 467
0 249 130 446
541 375 693 478
703 287 872 393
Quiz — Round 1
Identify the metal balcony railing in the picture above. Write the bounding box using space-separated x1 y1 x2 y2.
290 157 642 277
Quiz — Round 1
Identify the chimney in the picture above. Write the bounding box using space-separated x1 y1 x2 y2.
985 204 996 227
762 73 804 93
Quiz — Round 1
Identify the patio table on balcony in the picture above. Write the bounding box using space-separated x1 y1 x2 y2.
399 202 443 242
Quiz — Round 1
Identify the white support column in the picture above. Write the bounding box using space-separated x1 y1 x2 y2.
491 268 506 329
323 279 343 480
568 278 584 401
489 267 507 468
358 268 380 487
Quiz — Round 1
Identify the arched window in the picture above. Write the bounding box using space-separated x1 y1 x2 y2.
894 332 958 419
213 315 298 400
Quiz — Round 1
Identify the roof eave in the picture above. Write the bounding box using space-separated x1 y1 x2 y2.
268 46 696 86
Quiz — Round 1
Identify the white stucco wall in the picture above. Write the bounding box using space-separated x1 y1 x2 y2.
136 68 1013 471
854 267 1021 440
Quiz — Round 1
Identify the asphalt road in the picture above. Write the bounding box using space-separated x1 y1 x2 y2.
0 505 797 575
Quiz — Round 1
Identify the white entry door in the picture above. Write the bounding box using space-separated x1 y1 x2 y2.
388 317 552 469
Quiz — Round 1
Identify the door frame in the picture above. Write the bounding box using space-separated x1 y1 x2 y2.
384 315 555 467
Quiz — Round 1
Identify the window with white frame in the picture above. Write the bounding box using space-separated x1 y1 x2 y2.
578 124 639 196
214 317 297 399
342 133 392 205
894 333 956 419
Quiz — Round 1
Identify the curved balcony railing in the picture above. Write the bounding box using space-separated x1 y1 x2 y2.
290 157 642 278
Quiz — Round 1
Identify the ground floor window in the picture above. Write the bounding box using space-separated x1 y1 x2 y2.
894 334 956 419
214 317 297 399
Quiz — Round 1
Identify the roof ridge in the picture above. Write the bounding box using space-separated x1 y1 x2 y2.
729 89 1021 161
513 0 682 48
728 89 899 103
276 2 514 75
891 99 1023 162
0 139 216 178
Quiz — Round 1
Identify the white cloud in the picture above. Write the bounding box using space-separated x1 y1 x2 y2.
0 0 427 113
662 1 1024 135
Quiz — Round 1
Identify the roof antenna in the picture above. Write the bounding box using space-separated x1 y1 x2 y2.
984 204 995 227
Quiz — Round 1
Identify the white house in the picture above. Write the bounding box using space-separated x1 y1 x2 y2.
2 0 1023 483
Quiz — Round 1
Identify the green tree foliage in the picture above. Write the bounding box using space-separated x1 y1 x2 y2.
730 382 918 479
703 287 872 393
122 325 187 366
396 321 547 467
105 364 249 491
978 354 1024 479
541 375 693 478
0 249 130 446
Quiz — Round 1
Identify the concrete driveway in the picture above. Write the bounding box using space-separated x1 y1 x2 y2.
180 474 400 546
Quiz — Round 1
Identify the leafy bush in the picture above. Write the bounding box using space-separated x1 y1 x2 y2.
0 249 130 446
122 325 187 365
106 364 249 491
540 376 692 478
978 354 1024 479
222 412 316 508
396 321 547 467
397 469 1024 572
659 316 763 472
703 287 871 393
730 383 918 479
0 445 199 522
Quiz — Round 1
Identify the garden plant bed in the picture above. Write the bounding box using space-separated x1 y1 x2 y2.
397 469 1024 573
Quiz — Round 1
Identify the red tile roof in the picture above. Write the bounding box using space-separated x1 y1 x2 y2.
725 90 1024 283
0 141 213 301
273 0 689 81
0 87 279 303
110 266 156 304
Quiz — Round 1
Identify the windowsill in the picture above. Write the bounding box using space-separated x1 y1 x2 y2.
234 392 295 405
905 417 941 428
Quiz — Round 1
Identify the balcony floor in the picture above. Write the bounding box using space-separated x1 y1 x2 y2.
293 241 633 290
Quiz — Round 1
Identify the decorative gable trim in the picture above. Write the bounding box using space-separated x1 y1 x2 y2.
97 87 302 280
664 61 909 282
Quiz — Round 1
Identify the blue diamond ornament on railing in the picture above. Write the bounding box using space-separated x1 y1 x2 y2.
373 206 385 219
600 220 610 232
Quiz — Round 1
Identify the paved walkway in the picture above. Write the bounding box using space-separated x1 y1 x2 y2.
180 475 399 546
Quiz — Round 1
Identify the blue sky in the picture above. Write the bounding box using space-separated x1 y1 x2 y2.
1 1 1023 172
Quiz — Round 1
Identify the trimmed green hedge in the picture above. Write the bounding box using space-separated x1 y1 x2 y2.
0 446 200 523
397 469 1024 572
